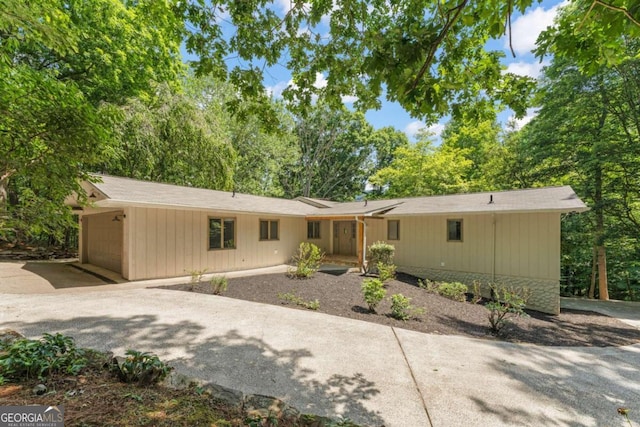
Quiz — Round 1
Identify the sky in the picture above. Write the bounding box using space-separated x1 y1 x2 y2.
185 0 566 141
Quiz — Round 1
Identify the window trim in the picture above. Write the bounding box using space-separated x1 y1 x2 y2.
209 217 236 250
387 219 400 241
307 221 321 239
259 219 280 241
447 218 463 242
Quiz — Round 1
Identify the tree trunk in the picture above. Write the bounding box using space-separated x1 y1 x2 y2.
593 160 609 300
588 245 597 299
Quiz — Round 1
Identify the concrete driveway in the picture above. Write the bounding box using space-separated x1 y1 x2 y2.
1 282 639 426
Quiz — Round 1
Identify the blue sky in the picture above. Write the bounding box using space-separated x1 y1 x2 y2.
185 0 565 140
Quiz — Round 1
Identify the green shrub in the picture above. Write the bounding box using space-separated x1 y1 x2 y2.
288 242 324 279
112 350 172 385
188 268 208 291
377 263 397 282
486 285 531 335
278 292 320 310
437 282 468 302
361 278 386 313
366 241 395 274
390 294 424 321
0 333 86 381
470 281 483 304
418 278 437 292
210 276 228 295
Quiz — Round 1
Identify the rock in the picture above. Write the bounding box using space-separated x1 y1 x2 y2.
0 329 25 346
161 371 198 390
243 394 300 423
32 384 47 395
204 383 244 410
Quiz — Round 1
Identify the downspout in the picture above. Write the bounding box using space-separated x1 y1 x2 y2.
491 213 496 284
355 216 367 272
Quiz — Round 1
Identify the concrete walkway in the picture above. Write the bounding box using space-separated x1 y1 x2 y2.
562 297 640 329
1 262 639 426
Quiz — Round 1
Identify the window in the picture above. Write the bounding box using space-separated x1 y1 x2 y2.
209 218 235 249
307 221 321 239
447 219 463 242
259 220 279 241
387 220 400 240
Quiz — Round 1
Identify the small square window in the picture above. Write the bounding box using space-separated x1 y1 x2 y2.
447 219 463 242
259 220 279 241
388 220 400 240
307 221 321 239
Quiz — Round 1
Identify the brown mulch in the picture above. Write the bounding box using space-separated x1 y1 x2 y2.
161 271 640 347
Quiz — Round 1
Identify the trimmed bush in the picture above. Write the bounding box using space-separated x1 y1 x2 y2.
288 242 324 279
390 294 424 320
377 263 397 282
361 278 386 313
437 282 468 302
366 241 395 274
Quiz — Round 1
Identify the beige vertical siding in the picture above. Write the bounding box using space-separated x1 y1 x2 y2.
368 213 560 282
304 220 331 253
85 211 123 273
126 207 306 280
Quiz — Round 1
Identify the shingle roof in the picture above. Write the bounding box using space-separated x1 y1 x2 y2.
76 175 588 217
86 175 317 216
381 186 588 216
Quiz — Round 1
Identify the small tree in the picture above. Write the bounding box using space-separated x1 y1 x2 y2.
288 242 324 279
486 285 531 335
361 278 386 313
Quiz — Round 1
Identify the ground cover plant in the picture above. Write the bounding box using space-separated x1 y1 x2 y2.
162 272 640 347
0 333 348 426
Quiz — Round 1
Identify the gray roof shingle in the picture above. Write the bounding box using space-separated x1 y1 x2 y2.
80 175 588 217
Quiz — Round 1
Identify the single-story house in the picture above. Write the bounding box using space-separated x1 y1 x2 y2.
66 175 588 314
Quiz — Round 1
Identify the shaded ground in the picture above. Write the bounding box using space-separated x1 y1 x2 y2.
162 271 640 347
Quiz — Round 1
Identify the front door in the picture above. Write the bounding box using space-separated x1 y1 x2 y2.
334 221 356 255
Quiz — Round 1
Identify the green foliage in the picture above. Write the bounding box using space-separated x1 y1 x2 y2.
486 286 531 336
210 276 228 295
112 350 172 385
288 242 324 279
366 241 395 274
470 281 483 304
281 104 376 201
361 278 387 313
377 263 397 282
188 268 208 291
0 333 86 381
278 293 320 310
369 138 473 198
418 278 437 293
0 0 184 245
390 294 424 321
436 282 468 303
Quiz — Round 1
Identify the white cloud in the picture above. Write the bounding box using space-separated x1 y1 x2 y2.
508 108 538 130
505 1 567 55
504 60 548 78
265 79 292 99
403 121 446 140
404 121 425 139
313 72 327 89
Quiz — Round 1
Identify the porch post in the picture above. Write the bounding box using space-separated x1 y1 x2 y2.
356 216 365 272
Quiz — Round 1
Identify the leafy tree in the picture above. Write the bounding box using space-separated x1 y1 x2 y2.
0 0 184 244
281 104 376 201
505 41 640 300
180 0 638 123
440 115 502 191
98 84 236 190
369 130 472 198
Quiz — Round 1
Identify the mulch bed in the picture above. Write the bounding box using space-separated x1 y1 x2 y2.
160 271 640 347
